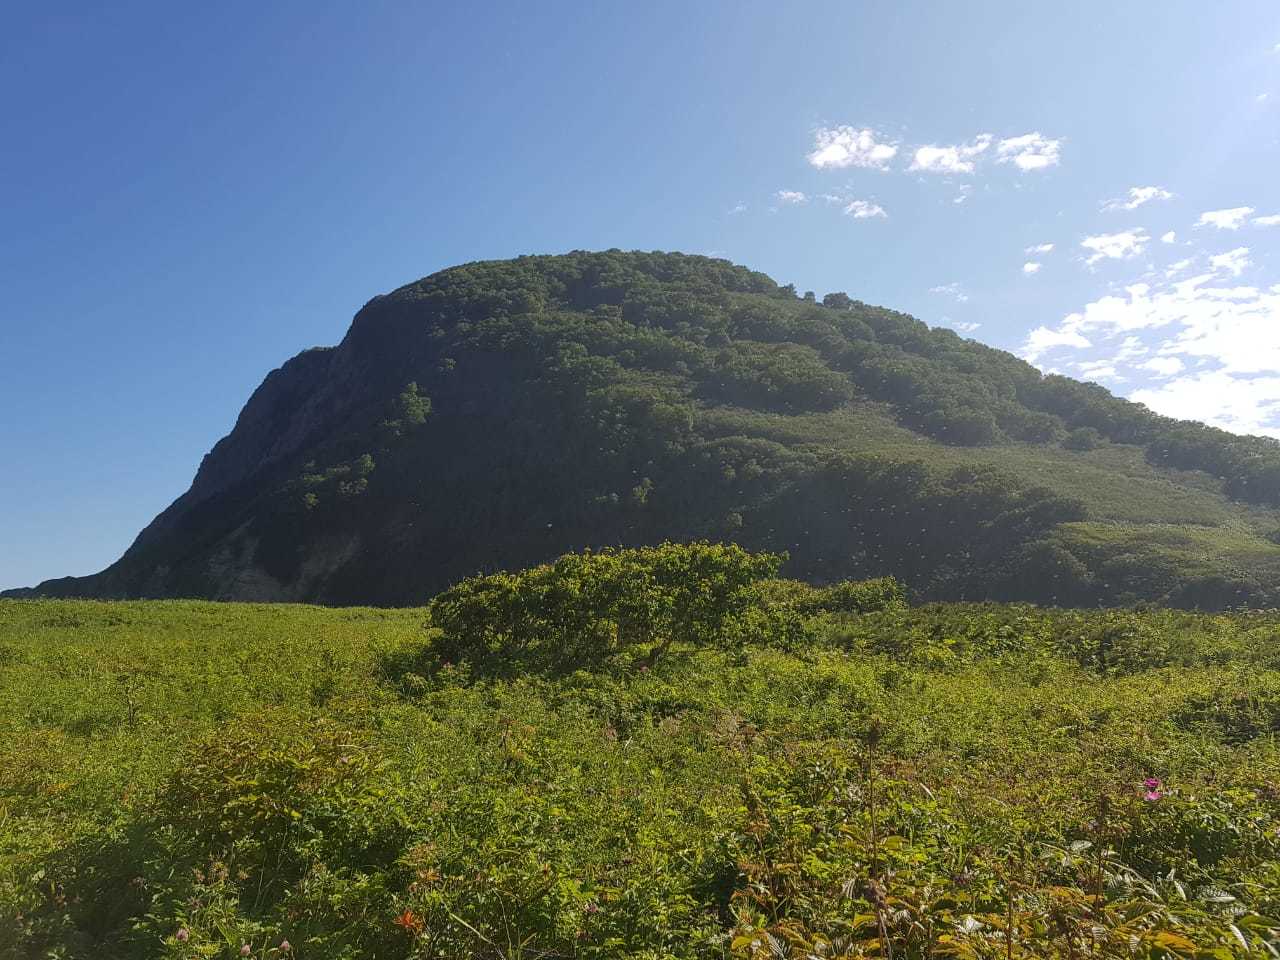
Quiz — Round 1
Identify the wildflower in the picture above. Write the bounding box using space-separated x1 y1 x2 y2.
1143 777 1161 789
1142 776 1163 800
583 901 601 915
176 927 190 943
1144 789 1162 801
241 946 252 957
279 940 291 953
394 909 423 934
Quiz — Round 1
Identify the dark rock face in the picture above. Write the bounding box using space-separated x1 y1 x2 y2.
11 250 1280 609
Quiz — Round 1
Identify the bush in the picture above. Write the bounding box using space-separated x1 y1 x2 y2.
1063 426 1104 451
428 542 783 673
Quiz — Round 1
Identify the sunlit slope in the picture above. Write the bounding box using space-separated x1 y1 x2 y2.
15 250 1280 607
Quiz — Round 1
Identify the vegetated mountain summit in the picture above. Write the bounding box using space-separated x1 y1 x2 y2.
16 249 1280 607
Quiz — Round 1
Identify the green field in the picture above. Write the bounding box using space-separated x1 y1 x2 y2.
5 588 1280 959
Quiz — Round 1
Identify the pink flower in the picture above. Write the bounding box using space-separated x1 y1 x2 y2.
279 941 292 953
1143 777 1161 789
1144 790 1162 801
176 928 190 943
241 946 252 957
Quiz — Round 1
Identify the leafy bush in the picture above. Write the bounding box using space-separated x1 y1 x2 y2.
1062 426 1104 451
427 542 783 673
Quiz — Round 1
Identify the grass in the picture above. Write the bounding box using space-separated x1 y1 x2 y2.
5 597 1280 958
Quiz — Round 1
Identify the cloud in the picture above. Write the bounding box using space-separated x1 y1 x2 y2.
1161 231 1177 244
808 126 899 170
995 132 1062 171
1165 257 1195 278
1080 228 1150 266
1210 247 1251 277
843 199 887 219
1023 262 1042 275
953 184 974 204
939 316 981 333
1025 242 1055 255
1102 186 1173 212
1017 269 1280 434
1131 371 1280 438
1076 359 1121 381
929 282 969 303
1198 207 1255 230
1023 321 1092 363
775 190 808 205
909 134 993 174
1139 356 1184 377
1255 214 1280 227
728 202 747 215
1258 93 1271 104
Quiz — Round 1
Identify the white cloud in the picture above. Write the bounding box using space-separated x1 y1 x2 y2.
775 190 808 205
1259 93 1271 104
1102 186 1173 212
995 132 1063 171
1080 228 1150 266
939 316 981 333
929 282 969 303
843 199 887 219
1255 214 1280 227
1210 247 1251 277
1018 271 1280 435
1023 321 1092 364
909 134 993 174
1026 242 1055 255
1165 257 1195 278
1023 262 1042 275
1076 359 1121 381
1139 356 1184 377
1161 231 1177 244
1131 371 1280 438
953 184 974 204
1198 207 1255 230
728 202 747 215
808 126 899 170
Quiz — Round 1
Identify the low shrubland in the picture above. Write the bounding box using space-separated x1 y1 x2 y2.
4 545 1280 958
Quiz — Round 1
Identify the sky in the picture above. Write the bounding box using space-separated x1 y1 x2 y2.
2 1 1279 590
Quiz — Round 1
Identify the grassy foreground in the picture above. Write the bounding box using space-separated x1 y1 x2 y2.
4 596 1280 958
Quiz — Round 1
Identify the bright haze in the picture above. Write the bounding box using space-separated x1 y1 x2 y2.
2 1 1278 590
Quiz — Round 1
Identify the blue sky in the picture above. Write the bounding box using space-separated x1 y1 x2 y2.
2 1 1279 589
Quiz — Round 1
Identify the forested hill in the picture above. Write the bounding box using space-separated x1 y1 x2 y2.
16 249 1280 607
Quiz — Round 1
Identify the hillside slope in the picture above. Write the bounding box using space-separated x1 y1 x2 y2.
16 249 1280 607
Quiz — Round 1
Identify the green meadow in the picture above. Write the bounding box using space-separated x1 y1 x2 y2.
5 575 1280 958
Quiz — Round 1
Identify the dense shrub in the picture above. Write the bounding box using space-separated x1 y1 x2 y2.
428 542 783 672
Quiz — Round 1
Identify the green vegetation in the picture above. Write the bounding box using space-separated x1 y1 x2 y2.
18 250 1280 607
6 545 1280 958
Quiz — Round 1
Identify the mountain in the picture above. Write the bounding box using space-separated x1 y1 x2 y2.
15 249 1280 608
